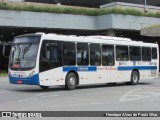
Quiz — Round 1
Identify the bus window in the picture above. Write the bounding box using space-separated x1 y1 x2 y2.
39 40 62 72
116 46 129 61
152 48 157 59
102 45 114 66
63 42 76 65
129 46 141 61
90 44 101 66
77 43 89 65
142 47 151 61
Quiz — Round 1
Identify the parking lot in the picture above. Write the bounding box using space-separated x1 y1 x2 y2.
0 76 160 120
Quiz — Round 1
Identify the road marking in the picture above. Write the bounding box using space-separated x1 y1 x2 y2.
18 94 59 102
18 94 44 102
120 87 142 102
34 94 59 100
121 95 152 102
120 87 160 102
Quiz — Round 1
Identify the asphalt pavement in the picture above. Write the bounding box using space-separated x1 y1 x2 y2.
0 76 160 119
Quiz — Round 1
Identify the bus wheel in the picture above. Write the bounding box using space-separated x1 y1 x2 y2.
130 71 139 85
65 72 77 90
40 85 49 90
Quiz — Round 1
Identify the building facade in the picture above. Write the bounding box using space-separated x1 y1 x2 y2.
9 0 160 7
0 0 160 70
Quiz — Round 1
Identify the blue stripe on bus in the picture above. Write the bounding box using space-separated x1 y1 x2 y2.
63 66 97 72
118 66 157 71
9 74 39 85
63 66 157 72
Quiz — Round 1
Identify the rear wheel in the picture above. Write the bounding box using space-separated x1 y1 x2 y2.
130 71 139 85
40 85 49 90
65 72 77 90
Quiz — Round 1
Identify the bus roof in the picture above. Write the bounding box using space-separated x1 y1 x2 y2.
21 33 158 47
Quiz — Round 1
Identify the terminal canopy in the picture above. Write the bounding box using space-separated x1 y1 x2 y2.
23 0 160 7
141 25 160 37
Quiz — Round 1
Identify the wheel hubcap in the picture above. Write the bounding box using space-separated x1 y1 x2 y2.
69 77 76 85
133 74 138 83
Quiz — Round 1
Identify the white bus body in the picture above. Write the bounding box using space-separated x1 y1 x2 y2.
9 33 159 90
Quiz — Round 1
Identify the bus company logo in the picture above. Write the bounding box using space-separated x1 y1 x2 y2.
12 74 19 77
78 67 88 71
18 71 25 75
2 112 11 117
98 67 116 71
13 71 25 75
98 67 106 70
149 62 156 65
12 74 25 78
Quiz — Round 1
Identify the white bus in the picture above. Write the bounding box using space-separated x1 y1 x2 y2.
9 33 159 90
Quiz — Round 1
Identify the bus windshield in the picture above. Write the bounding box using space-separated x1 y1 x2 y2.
9 36 40 70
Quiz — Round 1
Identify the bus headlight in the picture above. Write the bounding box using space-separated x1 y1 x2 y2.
8 70 11 76
28 70 35 77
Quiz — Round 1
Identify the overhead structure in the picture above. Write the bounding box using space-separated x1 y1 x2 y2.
9 0 160 7
141 24 160 37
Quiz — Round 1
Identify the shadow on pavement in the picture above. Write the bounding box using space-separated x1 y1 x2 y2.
7 81 152 93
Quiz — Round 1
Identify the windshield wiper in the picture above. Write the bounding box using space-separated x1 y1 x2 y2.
22 43 32 58
15 43 32 61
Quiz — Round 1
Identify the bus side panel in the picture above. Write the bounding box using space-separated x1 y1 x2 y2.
140 69 158 80
78 72 99 84
117 71 132 82
77 68 111 85
77 66 126 85
115 61 132 83
97 66 120 83
39 67 66 86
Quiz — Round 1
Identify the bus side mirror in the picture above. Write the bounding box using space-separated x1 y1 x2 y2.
3 43 12 58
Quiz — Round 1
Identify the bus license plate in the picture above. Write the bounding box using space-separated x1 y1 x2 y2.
17 80 22 84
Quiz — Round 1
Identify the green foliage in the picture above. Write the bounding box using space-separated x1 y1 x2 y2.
144 24 160 29
0 2 7 9
0 2 160 18
0 70 7 77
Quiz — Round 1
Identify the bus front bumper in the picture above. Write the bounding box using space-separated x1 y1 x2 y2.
9 74 39 85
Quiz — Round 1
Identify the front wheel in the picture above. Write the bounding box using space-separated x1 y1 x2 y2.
65 72 77 90
130 71 139 85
